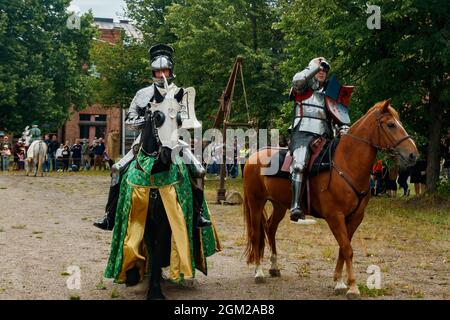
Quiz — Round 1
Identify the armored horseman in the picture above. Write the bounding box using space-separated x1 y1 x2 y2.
103 44 220 299
93 44 211 230
289 57 352 224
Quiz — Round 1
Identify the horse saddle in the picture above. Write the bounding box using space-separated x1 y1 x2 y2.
262 137 340 179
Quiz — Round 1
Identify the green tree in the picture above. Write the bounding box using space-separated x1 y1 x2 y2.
88 34 150 109
0 0 96 134
165 0 285 128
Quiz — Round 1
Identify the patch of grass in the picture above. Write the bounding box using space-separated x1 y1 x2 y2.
32 231 44 234
410 288 425 299
110 288 120 299
81 217 88 221
321 246 335 261
96 279 107 290
35 236 43 239
54 222 59 224
0 228 4 232
11 224 26 229
0 187 7 189
358 284 392 297
69 295 80 300
296 263 310 277
61 272 70 276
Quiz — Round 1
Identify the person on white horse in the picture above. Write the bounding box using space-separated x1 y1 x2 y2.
23 122 48 176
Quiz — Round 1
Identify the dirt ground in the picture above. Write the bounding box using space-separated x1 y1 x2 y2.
0 171 448 300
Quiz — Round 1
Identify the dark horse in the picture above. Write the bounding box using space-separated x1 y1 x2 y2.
127 108 173 300
243 100 418 299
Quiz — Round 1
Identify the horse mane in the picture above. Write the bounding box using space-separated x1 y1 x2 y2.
350 99 400 130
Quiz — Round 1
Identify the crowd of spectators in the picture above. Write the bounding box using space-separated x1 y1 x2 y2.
0 134 113 172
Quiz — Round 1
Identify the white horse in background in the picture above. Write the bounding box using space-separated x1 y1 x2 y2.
22 126 47 177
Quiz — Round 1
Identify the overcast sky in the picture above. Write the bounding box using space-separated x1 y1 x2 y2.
70 0 128 20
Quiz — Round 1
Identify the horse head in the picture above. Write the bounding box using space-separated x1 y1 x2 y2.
355 99 418 168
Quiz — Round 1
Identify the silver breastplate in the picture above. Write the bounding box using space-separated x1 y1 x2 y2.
293 90 331 136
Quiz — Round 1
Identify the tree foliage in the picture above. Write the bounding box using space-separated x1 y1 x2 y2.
0 0 96 134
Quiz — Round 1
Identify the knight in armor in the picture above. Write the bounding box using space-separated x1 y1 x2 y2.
24 122 44 160
28 123 42 145
93 44 211 230
289 57 350 224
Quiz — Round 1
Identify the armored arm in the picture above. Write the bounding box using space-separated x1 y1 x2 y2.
125 86 155 131
292 58 330 92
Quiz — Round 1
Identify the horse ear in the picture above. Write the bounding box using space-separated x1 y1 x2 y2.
381 98 391 113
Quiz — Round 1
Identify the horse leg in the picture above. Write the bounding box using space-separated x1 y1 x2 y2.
267 203 286 277
341 212 365 299
37 155 43 177
333 249 347 295
325 213 359 300
147 190 170 300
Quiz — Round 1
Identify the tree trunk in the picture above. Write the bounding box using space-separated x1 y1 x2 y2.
426 95 443 193
250 0 258 52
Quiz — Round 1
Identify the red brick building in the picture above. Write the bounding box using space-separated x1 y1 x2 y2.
60 18 141 159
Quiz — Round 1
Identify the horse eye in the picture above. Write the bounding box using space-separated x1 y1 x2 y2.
387 122 396 128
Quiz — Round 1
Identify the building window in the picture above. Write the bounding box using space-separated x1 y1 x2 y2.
79 114 90 121
80 125 89 139
95 115 107 122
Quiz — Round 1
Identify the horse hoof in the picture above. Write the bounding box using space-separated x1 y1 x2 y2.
147 290 166 300
334 282 348 295
334 287 347 296
125 267 140 287
269 269 281 277
254 276 266 284
346 292 361 300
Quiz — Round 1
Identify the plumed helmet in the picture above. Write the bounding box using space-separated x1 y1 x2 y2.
149 44 175 86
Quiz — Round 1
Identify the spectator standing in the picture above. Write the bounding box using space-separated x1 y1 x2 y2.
410 158 427 195
1 144 11 171
93 138 106 171
397 167 410 196
41 134 51 172
70 139 82 171
81 139 90 170
385 164 399 198
48 135 59 171
1 136 12 171
61 145 70 172
372 159 384 196
18 150 25 170
55 143 64 171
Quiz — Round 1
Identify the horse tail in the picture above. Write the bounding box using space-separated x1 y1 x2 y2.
243 159 267 265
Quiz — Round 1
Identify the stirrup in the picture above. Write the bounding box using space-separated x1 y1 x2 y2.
290 209 317 225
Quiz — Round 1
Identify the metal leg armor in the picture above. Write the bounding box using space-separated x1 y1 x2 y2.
183 147 211 228
93 139 139 231
290 145 310 222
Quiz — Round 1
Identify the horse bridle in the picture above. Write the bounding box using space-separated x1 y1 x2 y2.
343 110 411 153
326 110 412 217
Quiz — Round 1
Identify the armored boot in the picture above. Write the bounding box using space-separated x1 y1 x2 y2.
192 185 211 228
93 182 120 231
290 173 305 222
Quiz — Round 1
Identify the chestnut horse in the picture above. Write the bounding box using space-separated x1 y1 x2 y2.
243 99 418 299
